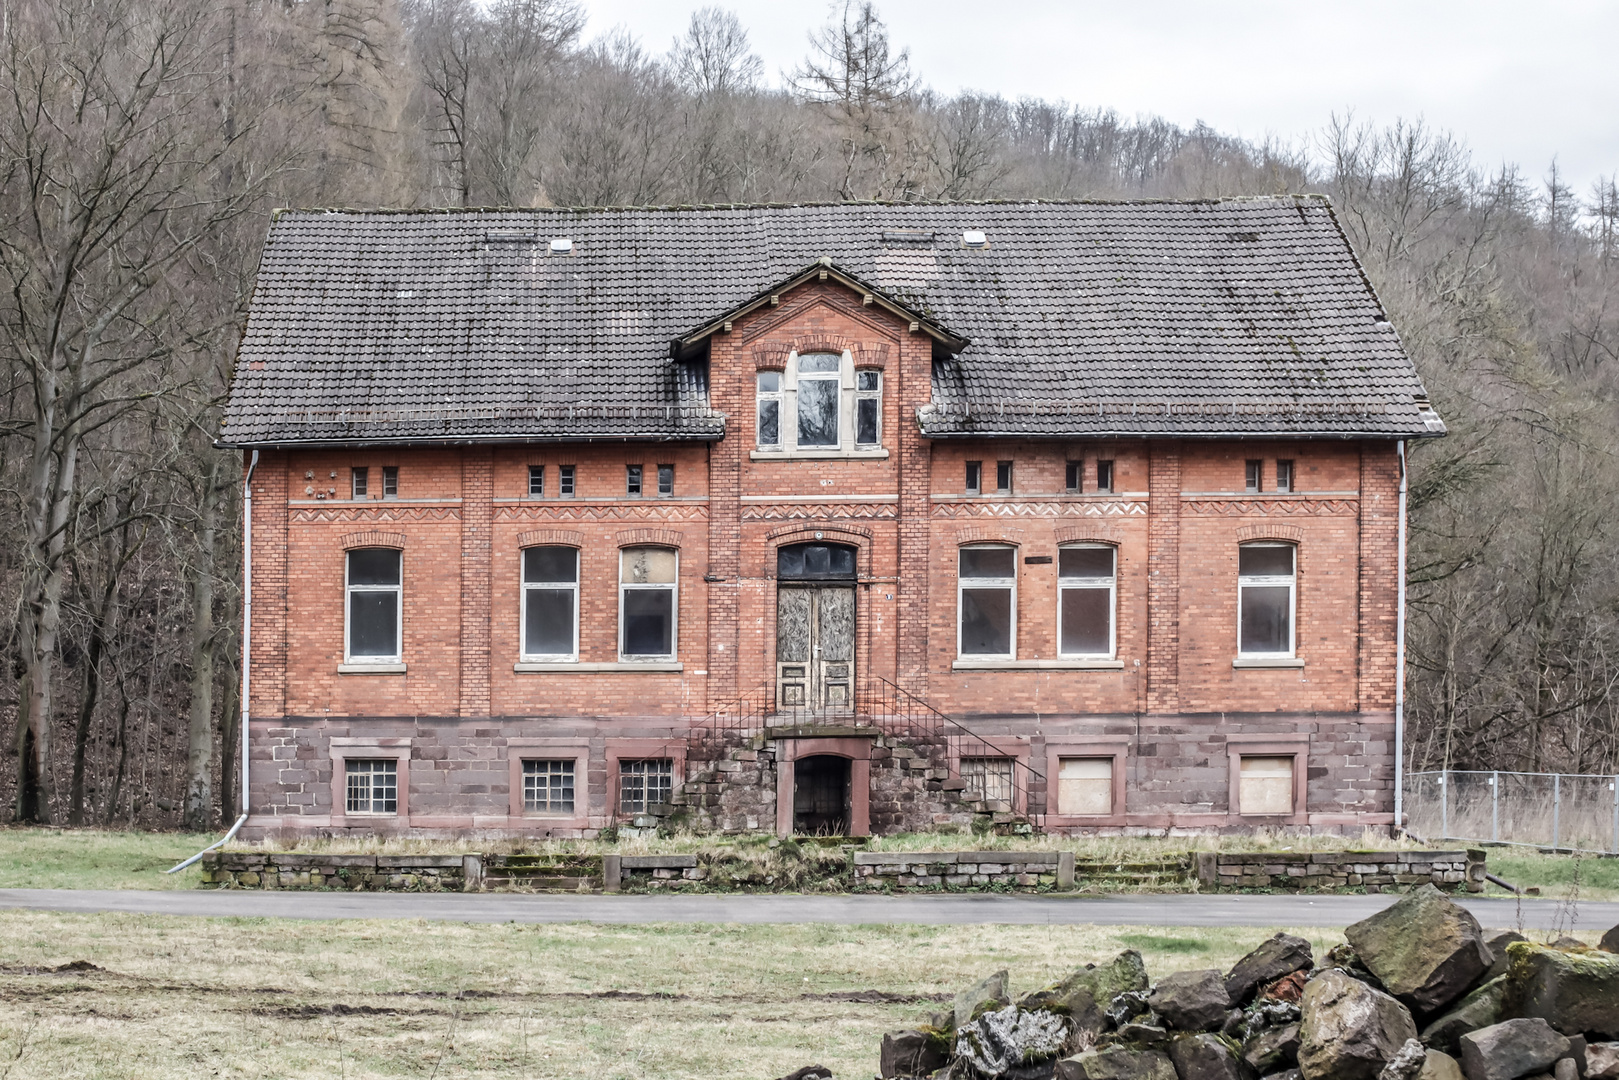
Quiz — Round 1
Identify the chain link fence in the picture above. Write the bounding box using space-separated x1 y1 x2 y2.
1405 770 1619 853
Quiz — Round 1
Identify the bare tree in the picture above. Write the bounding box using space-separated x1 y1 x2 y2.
670 7 762 97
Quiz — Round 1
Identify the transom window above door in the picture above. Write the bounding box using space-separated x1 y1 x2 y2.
754 352 885 458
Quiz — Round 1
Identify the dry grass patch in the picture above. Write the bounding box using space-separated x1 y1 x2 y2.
0 912 1350 1079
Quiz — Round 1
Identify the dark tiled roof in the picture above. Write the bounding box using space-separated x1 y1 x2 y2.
221 198 1441 445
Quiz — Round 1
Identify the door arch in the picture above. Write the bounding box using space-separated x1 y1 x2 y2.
793 755 850 834
776 542 857 710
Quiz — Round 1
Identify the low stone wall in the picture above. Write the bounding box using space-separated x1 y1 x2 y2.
853 851 1075 891
602 854 705 891
200 852 472 890
1194 849 1486 893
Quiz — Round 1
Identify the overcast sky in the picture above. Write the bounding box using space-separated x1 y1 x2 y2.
577 0 1619 199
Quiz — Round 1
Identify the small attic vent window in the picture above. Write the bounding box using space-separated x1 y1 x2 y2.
1225 232 1261 243
484 231 533 243
550 238 573 254
962 230 988 248
881 229 936 246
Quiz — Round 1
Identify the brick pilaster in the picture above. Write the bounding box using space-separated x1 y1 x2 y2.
248 449 288 720
458 448 492 717
895 331 932 693
707 333 742 707
1357 441 1400 712
1146 441 1181 713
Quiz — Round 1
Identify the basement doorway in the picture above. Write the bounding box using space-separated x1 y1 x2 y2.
793 755 851 835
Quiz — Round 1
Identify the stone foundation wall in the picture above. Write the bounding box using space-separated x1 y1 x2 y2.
853 850 1073 891
1195 849 1486 893
200 852 471 890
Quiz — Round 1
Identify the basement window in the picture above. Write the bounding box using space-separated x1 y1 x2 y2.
1239 756 1295 816
960 757 1014 804
524 759 575 813
382 465 399 498
345 759 397 815
620 759 673 814
1056 758 1113 816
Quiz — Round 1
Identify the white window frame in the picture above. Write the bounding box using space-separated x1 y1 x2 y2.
753 351 885 456
619 546 679 662
1057 543 1117 659
345 758 398 816
521 546 579 663
345 548 402 663
757 370 783 448
957 543 1017 660
1237 542 1296 658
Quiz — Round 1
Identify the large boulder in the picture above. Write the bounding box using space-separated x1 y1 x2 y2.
1225 934 1314 1006
1241 1022 1300 1074
1344 884 1493 1015
1418 1050 1464 1080
1053 1047 1176 1080
1600 925 1619 954
1588 1041 1619 1078
1167 1033 1253 1080
1147 969 1229 1032
1022 952 1149 1043
1457 1018 1571 1080
955 1005 1070 1078
1419 976 1508 1054
1298 969 1419 1080
954 970 1013 1030
1504 940 1619 1038
880 1029 950 1078
1484 931 1530 982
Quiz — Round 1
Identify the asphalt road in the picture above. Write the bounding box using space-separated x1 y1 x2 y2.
1 889 1615 931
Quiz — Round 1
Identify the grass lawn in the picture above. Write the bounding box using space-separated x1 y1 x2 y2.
0 828 215 890
0 913 1367 1080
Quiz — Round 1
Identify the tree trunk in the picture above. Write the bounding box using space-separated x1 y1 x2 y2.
67 591 111 825
183 459 220 830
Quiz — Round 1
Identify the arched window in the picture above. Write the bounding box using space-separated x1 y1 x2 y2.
522 546 578 661
1238 542 1296 657
1058 544 1116 658
958 544 1017 658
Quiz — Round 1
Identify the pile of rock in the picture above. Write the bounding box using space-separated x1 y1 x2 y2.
878 884 1619 1080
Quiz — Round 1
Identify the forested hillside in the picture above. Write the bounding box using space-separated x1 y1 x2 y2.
4 0 1616 827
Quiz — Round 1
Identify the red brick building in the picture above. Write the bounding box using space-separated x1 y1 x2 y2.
222 199 1444 838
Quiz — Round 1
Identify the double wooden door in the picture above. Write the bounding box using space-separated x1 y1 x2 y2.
776 586 855 710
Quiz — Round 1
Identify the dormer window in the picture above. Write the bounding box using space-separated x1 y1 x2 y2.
754 351 885 456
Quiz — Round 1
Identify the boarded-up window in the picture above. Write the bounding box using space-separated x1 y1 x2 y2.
1057 757 1113 816
1239 756 1295 815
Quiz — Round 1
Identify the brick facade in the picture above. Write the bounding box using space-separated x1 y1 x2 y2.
244 279 1404 839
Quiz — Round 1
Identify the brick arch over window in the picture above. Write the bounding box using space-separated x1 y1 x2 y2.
341 530 406 550
1236 524 1304 544
518 529 584 549
765 523 873 576
954 527 1020 548
1055 524 1122 545
752 342 792 371
614 528 684 549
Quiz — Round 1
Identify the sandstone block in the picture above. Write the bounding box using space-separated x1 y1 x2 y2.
1054 1047 1176 1080
878 1029 948 1078
1419 975 1508 1054
1148 969 1229 1033
1298 969 1418 1080
1168 1032 1253 1080
1345 884 1492 1014
1458 1018 1570 1080
1225 933 1314 1005
1504 941 1619 1038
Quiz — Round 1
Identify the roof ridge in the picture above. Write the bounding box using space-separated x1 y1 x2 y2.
270 194 1334 217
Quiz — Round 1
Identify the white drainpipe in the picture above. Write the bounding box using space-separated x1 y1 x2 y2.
168 449 258 874
1394 440 1408 832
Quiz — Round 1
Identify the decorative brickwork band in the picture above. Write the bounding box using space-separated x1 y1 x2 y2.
1235 524 1304 543
517 528 585 549
1054 523 1122 545
614 528 685 549
340 530 407 550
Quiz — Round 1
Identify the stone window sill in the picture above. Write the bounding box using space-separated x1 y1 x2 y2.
338 662 407 674
952 659 1125 671
1232 657 1306 669
514 661 684 673
749 448 889 461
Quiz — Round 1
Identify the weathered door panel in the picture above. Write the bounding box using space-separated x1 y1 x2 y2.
776 588 812 707
776 586 856 711
816 587 855 708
